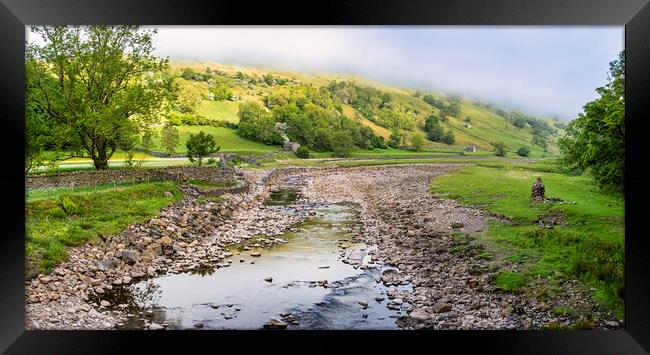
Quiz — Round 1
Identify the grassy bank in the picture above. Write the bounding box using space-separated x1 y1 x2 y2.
26 181 182 277
430 160 624 317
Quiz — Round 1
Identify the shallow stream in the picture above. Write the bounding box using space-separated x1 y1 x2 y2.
114 185 410 329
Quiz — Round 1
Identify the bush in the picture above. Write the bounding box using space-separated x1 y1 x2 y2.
61 196 79 215
47 207 67 218
388 130 402 148
517 147 531 157
493 142 507 157
295 146 310 159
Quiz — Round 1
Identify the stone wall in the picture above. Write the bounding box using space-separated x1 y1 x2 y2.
26 166 241 190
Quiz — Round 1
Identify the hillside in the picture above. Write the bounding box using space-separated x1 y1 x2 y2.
157 60 563 158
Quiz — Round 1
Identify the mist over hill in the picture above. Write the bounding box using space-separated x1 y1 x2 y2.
170 60 564 157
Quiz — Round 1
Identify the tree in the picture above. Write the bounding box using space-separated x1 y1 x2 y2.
464 116 472 124
210 80 233 101
559 51 625 191
27 25 175 170
411 132 425 151
493 142 507 157
186 131 220 166
176 79 207 113
517 147 530 157
331 131 354 157
25 59 68 174
448 101 461 118
388 129 402 148
442 130 455 145
237 101 281 144
141 130 155 153
161 123 180 156
424 114 445 142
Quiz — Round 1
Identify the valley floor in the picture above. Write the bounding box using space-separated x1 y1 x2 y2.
25 163 622 330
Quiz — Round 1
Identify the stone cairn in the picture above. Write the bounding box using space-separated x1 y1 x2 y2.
531 177 545 202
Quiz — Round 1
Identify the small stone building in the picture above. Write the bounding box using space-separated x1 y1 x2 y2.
465 145 476 152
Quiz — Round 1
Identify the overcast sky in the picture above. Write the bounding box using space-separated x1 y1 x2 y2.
28 26 624 120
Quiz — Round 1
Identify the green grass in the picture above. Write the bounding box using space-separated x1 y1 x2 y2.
26 181 182 277
196 100 240 123
495 271 528 291
430 160 624 317
148 125 280 154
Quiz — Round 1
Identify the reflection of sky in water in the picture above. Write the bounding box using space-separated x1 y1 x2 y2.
122 203 409 329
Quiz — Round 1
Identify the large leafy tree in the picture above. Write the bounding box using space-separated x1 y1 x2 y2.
559 51 625 191
26 25 176 170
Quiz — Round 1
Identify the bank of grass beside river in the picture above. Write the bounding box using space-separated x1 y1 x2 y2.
430 159 625 319
26 181 183 277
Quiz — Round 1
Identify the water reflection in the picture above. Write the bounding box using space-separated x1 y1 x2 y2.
113 188 407 329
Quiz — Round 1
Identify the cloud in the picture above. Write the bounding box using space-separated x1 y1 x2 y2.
28 26 624 119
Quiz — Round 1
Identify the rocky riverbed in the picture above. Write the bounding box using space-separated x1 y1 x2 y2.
25 164 622 330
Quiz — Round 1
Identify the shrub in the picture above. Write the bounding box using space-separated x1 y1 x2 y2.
388 130 402 148
493 142 507 157
47 207 66 218
61 196 79 215
517 147 531 157
295 146 310 159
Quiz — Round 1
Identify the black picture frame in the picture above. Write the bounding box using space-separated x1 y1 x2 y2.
1 0 649 353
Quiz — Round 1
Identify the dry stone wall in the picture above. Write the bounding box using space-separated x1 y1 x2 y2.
26 166 241 190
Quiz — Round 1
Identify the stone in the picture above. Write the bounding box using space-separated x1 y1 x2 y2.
120 250 139 265
358 300 369 307
263 317 288 329
531 177 545 202
149 323 164 330
433 302 452 313
100 300 110 307
409 309 430 321
264 277 273 282
164 191 173 197
250 252 261 257
282 141 301 152
375 297 385 302
39 277 51 284
194 322 204 328
95 259 116 271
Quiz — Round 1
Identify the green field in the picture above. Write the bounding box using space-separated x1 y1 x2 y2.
26 181 182 277
443 102 559 157
196 100 240 123
430 160 624 317
149 125 280 154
